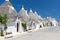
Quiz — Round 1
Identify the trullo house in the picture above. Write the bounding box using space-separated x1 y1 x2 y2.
18 6 30 31
43 17 58 27
0 0 17 34
28 9 43 30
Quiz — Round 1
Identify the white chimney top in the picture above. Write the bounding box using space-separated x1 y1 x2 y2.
5 0 9 1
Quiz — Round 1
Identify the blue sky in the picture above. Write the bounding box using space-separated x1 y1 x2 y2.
0 0 60 20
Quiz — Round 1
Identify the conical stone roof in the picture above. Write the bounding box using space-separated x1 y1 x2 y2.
28 10 39 22
0 0 17 23
29 10 43 23
18 6 29 23
34 11 43 21
28 9 35 20
1 0 11 6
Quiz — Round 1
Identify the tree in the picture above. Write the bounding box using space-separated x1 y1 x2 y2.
0 15 3 24
0 14 8 36
3 14 8 30
0 15 4 36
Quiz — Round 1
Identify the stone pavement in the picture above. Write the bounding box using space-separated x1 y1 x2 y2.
0 27 60 40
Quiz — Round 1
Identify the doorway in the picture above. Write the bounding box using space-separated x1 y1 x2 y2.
40 25 42 28
17 23 19 32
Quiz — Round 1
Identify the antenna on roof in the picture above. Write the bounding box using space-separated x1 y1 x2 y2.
5 0 9 1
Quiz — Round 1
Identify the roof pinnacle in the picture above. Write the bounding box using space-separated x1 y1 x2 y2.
22 5 24 10
30 9 33 12
5 0 9 1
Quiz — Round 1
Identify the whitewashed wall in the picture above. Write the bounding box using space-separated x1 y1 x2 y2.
6 25 16 34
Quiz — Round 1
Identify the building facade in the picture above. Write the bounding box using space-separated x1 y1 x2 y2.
0 0 58 35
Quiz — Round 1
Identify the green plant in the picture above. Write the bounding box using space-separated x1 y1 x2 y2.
22 22 27 31
43 22 46 27
50 22 54 26
43 22 45 27
3 14 8 30
0 14 8 30
0 14 8 36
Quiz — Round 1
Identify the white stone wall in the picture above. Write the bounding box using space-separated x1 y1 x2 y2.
6 25 16 34
18 21 24 33
36 22 43 30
